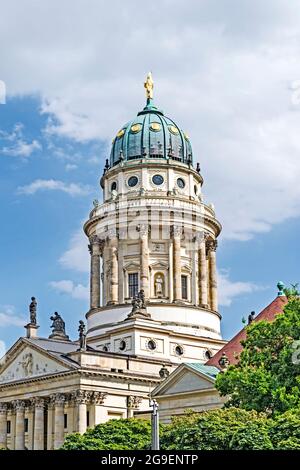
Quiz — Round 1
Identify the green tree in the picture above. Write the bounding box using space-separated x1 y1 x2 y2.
216 297 300 415
61 418 154 450
161 408 268 450
229 422 273 450
269 409 300 449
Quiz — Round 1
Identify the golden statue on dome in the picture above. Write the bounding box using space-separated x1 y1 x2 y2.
144 72 154 100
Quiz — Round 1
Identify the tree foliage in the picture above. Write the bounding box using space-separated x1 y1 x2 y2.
60 408 300 450
160 408 270 450
216 297 300 414
61 418 154 450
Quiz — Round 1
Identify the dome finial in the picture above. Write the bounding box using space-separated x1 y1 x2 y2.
144 72 154 101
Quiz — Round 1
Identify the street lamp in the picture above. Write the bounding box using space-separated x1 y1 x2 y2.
149 398 160 450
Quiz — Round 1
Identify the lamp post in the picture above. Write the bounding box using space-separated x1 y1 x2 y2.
149 398 160 450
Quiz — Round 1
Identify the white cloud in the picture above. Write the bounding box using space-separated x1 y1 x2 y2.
218 271 262 307
1 1 300 239
59 229 89 272
49 280 89 300
17 179 91 196
65 163 78 171
0 123 42 157
0 305 25 327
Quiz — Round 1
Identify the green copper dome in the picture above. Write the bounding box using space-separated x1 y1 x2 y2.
110 97 193 167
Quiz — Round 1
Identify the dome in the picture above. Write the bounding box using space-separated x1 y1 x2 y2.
110 75 193 167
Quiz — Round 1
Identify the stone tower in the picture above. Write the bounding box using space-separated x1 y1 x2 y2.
84 74 223 363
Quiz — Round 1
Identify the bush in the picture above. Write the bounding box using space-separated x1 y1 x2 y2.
229 422 273 450
161 408 269 450
269 409 300 449
61 418 154 450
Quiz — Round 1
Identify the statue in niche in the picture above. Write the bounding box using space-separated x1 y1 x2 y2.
155 274 164 297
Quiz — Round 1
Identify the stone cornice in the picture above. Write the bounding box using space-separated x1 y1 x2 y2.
0 366 161 390
86 301 222 320
87 321 226 345
84 198 221 237
153 387 219 400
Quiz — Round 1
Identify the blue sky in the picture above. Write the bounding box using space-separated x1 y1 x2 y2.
0 0 300 354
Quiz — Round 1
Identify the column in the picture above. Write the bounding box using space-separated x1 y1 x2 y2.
14 400 25 450
168 241 173 302
89 392 107 427
118 235 125 303
10 408 16 450
26 404 34 450
108 231 119 305
199 238 208 306
102 243 110 305
208 239 218 311
72 390 89 435
0 403 7 449
173 225 182 302
32 397 45 450
139 224 149 299
47 402 54 450
53 394 65 450
89 236 102 310
191 241 197 305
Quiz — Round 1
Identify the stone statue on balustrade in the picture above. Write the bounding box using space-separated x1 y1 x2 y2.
126 289 151 320
49 312 69 341
29 297 37 325
78 320 87 351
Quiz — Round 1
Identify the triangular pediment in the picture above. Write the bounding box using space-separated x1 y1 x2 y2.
150 261 168 269
0 339 74 384
152 364 216 397
124 262 140 270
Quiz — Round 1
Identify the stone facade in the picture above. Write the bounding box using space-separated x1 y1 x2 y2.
151 363 226 423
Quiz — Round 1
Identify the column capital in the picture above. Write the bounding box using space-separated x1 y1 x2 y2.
107 227 118 240
31 397 45 409
0 403 7 414
194 231 210 244
206 238 218 253
89 236 104 255
50 393 65 406
12 400 26 411
171 225 182 238
90 391 107 405
89 234 102 245
71 390 91 405
127 396 142 409
137 224 149 238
